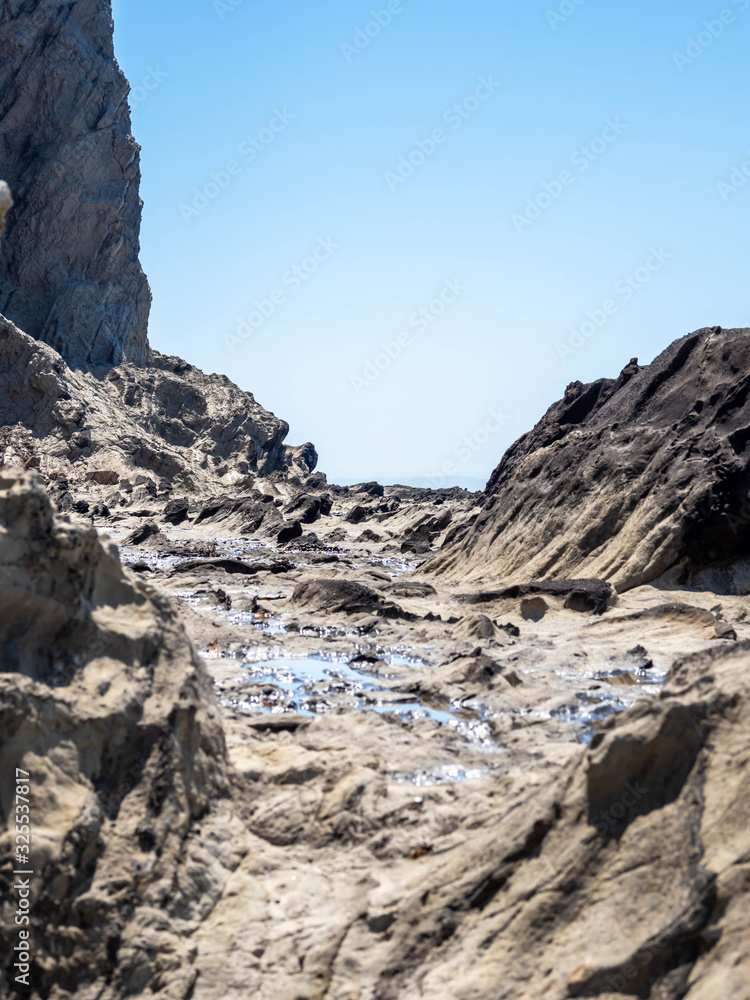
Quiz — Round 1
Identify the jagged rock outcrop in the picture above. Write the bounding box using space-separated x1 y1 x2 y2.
0 313 312 489
0 471 238 997
430 327 750 593
0 1 150 367
0 7 318 487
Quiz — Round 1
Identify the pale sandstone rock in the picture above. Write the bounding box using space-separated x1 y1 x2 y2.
0 470 238 997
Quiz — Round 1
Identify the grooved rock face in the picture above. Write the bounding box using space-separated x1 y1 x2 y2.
430 327 750 593
0 1 150 368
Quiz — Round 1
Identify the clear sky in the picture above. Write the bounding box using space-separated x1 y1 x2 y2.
112 0 750 486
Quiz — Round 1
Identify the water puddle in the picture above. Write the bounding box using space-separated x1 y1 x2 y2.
219 654 494 748
391 763 503 786
120 549 184 571
226 608 290 635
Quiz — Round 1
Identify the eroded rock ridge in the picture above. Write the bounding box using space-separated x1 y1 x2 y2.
431 327 750 594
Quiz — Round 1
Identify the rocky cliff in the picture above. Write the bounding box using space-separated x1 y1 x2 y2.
430 326 750 593
0 5 317 487
0 182 11 238
0 0 150 368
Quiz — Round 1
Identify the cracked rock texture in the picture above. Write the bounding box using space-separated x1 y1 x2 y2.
0 0 150 368
351 640 750 1000
431 327 750 594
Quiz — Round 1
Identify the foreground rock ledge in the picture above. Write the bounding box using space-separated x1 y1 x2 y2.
359 640 750 1000
0 470 233 998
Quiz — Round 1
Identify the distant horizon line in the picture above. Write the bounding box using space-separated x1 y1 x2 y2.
331 474 488 491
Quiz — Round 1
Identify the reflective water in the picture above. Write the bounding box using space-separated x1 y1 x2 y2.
218 655 500 748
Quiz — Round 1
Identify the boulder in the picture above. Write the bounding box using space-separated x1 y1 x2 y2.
355 481 385 498
277 520 303 544
163 497 190 525
346 505 369 524
284 494 322 524
122 520 160 546
290 579 411 619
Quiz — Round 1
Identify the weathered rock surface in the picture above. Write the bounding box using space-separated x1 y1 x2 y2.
2 3 750 994
0 312 311 490
342 641 750 1000
0 471 235 997
0 2 150 368
115 517 750 1000
2 468 750 998
431 327 750 594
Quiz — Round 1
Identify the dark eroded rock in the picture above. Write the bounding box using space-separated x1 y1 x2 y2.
163 498 190 525
277 520 303 544
290 579 411 620
430 328 750 593
0 4 150 367
122 520 160 546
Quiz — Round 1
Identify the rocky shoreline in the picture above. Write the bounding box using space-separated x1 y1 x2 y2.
1 2 750 996
2 470 749 998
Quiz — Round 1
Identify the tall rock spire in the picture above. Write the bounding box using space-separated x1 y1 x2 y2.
0 0 151 367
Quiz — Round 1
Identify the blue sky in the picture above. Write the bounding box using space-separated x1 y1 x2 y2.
112 0 750 485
